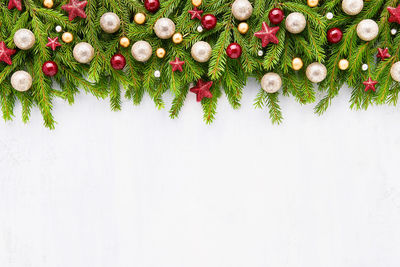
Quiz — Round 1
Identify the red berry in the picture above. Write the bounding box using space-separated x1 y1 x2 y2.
144 0 160 13
268 8 284 25
327 28 343 43
111 54 126 70
201 14 217 30
42 61 58 76
226 43 242 59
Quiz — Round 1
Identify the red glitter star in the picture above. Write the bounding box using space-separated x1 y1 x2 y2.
254 22 279 47
46 37 62 51
8 0 22 11
363 78 378 92
62 0 88 21
388 5 400 24
190 80 213 102
0 41 16 65
169 57 185 72
188 7 203 20
377 48 391 61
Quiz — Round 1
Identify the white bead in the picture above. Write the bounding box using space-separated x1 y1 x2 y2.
261 73 282 93
154 18 176 39
391 28 397 35
357 19 379 41
73 42 95 64
55 25 62 33
362 64 368 71
326 12 334 20
231 0 253 21
258 50 264 56
197 25 204 33
342 0 364 16
131 40 152 62
191 41 212 63
11 71 32 92
13 29 35 50
100 12 121 34
306 62 327 83
154 70 161 78
285 12 307 34
390 62 400 82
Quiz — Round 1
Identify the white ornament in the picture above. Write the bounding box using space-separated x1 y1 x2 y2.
306 62 327 83
390 62 400 82
197 25 204 33
231 0 253 21
258 50 264 57
342 0 364 16
131 40 152 62
261 73 282 93
154 18 175 39
73 42 95 64
55 25 63 33
326 12 334 20
285 12 307 34
362 64 368 71
100 12 121 33
391 28 397 35
13 29 35 50
11 71 32 92
154 70 161 78
357 19 379 41
191 41 212 63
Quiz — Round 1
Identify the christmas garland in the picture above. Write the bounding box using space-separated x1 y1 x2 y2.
1 0 400 128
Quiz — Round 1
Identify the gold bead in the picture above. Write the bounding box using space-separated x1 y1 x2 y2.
307 0 319 7
172 33 183 44
292 57 304 71
62 32 74 43
43 0 53 8
238 22 249 34
192 0 202 7
156 48 166 58
134 13 146 25
338 59 349 70
119 37 130 48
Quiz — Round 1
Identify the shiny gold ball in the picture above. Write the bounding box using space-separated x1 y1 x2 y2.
307 0 319 7
156 48 166 58
292 57 304 71
134 13 146 25
338 59 349 70
172 33 183 44
43 0 54 8
192 0 202 7
119 37 130 48
238 22 249 34
62 32 74 43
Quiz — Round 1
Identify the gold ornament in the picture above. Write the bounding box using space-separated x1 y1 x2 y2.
172 33 183 44
192 0 202 7
134 13 146 25
119 37 130 48
62 32 74 43
338 59 349 70
43 0 54 8
238 22 249 34
307 0 319 7
292 57 303 71
156 48 166 58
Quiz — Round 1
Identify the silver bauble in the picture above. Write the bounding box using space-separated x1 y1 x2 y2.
100 12 121 33
191 41 212 63
73 42 95 64
13 29 35 50
357 19 379 41
11 71 32 92
261 73 282 93
342 0 364 15
154 18 175 39
131 41 152 62
306 62 327 83
285 12 307 34
231 0 253 21
390 62 400 82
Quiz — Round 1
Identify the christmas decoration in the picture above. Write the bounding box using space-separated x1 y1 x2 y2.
110 54 126 70
390 62 400 82
169 57 185 72
119 37 130 48
42 61 58 76
357 19 379 41
188 7 203 20
154 70 161 78
231 0 253 21
362 64 369 71
254 22 279 47
62 32 74 43
190 80 213 101
46 37 62 51
0 41 16 65
226 43 242 59
8 0 22 11
285 12 306 34
363 78 378 92
154 18 175 39
377 48 391 61
10 71 32 92
134 13 146 25
306 63 327 83
62 0 88 21
307 0 319 8
238 22 249 34
43 0 54 8
55 26 63 33
338 59 349 70
172 33 183 44
327 28 343 43
144 0 160 13
201 14 217 30
156 48 166 58
192 0 202 7
13 29 35 50
131 41 152 62
261 73 282 93
291 57 303 71
268 8 284 25
388 5 400 24
100 12 120 34
73 42 94 63
342 0 364 16
191 41 211 62
326 12 334 20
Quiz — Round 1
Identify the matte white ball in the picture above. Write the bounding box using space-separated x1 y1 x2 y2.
261 73 282 93
154 18 175 39
390 62 400 82
131 40 152 62
285 12 307 34
55 25 63 33
306 62 327 83
362 64 368 71
197 25 204 33
191 41 212 63
357 19 379 41
100 12 121 33
231 0 253 21
342 0 364 15
11 71 32 92
326 12 334 20
13 29 35 50
154 70 161 78
73 42 95 64
391 28 397 35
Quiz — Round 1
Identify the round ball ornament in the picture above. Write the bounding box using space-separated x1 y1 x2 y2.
62 32 74 43
73 42 95 64
357 19 379 41
191 41 212 63
13 29 35 50
42 61 58 76
43 0 54 8
269 8 284 25
327 28 343 43
390 62 400 82
131 40 152 62
144 0 160 13
192 0 202 7
154 18 175 39
156 48 166 58
338 59 349 70
306 62 327 83
342 0 364 16
172 33 183 44
111 54 126 70
292 57 303 70
134 13 146 25
231 0 253 21
201 14 217 30
238 22 249 34
261 73 282 93
119 37 130 48
307 0 319 7
11 71 32 92
226 43 242 59
100 12 121 33
285 12 307 34
55 25 63 32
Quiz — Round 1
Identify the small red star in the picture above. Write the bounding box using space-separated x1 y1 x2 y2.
188 7 203 20
254 22 279 47
190 80 213 102
363 78 378 92
388 5 400 24
46 37 62 51
0 41 16 65
169 57 185 72
8 0 22 11
377 48 391 61
62 0 88 21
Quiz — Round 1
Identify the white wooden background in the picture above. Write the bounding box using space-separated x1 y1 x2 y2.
1 80 400 267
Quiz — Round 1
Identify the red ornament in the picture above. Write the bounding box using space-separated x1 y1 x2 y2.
377 48 391 61
8 0 22 10
188 7 203 20
144 0 160 13
268 8 284 25
363 78 378 92
201 14 217 30
226 43 242 59
327 28 343 44
169 57 185 72
190 79 213 102
62 0 88 21
388 5 400 24
46 37 62 51
110 54 126 70
42 61 58 77
254 22 279 47
0 41 16 65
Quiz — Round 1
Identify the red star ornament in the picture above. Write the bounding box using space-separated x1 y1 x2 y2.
8 0 22 11
46 37 62 51
170 57 185 72
62 0 88 21
377 48 391 61
190 80 213 102
188 7 203 20
0 41 16 65
388 5 400 24
363 78 378 92
254 22 279 47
